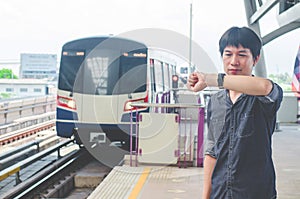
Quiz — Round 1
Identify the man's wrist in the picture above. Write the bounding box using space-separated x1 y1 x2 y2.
217 73 226 89
204 73 218 87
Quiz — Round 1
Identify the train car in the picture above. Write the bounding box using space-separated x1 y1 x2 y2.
56 36 182 164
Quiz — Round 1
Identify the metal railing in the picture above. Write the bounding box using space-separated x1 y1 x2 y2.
0 96 56 125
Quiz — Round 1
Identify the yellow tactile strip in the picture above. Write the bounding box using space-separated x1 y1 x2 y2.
88 166 150 199
128 167 151 199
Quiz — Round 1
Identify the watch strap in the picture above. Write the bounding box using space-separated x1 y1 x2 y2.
217 73 226 89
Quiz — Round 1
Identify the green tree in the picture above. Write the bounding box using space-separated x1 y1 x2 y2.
0 92 15 99
268 72 292 91
0 68 18 79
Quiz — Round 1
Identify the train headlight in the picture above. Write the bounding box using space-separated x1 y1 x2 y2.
124 101 133 111
124 97 147 112
67 100 76 109
57 95 77 110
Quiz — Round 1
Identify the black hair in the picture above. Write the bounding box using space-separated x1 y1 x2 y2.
219 26 262 59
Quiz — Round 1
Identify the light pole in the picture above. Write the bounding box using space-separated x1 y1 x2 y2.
189 2 193 74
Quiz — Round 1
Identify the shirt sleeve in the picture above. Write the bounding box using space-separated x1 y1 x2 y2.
257 81 283 111
204 98 217 158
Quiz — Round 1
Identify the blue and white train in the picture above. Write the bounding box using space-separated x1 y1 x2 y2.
56 36 183 155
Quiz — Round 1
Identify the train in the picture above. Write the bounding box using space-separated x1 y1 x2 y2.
56 36 186 166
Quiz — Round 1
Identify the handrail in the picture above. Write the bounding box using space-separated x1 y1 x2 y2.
131 102 204 108
0 101 56 114
0 96 56 125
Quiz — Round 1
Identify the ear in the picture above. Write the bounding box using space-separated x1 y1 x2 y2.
253 55 260 66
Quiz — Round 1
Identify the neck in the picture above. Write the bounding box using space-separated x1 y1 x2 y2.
229 90 242 104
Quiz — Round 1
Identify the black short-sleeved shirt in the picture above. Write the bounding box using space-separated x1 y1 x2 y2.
205 81 283 199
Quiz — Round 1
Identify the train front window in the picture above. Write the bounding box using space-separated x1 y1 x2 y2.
86 56 109 95
84 49 147 95
58 50 85 92
118 50 147 94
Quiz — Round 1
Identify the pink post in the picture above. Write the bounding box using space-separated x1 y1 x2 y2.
197 101 205 167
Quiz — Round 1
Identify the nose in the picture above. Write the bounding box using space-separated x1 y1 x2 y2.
230 55 239 66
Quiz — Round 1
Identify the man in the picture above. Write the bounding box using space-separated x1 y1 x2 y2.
187 26 283 199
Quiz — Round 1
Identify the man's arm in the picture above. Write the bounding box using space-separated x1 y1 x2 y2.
202 155 217 199
187 72 273 96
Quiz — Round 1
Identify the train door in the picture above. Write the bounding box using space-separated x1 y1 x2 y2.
80 49 147 124
80 50 120 124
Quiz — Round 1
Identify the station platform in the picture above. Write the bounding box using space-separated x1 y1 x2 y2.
88 123 300 199
88 165 202 199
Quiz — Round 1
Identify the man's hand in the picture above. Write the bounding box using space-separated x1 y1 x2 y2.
186 72 207 92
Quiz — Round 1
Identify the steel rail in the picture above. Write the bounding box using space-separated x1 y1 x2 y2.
0 139 74 183
0 146 83 199
0 133 57 170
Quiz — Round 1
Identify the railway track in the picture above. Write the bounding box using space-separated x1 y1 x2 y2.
0 116 112 198
0 141 80 199
0 120 55 146
0 111 114 198
0 145 111 199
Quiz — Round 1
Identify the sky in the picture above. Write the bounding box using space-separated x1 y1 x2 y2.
0 0 299 76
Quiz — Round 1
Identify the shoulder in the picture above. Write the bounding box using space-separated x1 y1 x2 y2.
266 81 283 102
209 89 227 103
256 81 283 111
208 90 227 112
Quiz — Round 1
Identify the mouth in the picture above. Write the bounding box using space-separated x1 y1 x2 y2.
228 69 241 74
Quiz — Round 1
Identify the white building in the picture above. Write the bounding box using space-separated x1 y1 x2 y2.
20 53 57 80
0 79 52 97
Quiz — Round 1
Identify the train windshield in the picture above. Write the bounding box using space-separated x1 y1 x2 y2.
58 50 85 92
58 48 147 95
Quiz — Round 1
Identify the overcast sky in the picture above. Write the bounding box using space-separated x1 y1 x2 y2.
0 0 299 75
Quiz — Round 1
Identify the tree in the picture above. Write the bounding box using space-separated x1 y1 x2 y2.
268 72 292 91
0 68 18 79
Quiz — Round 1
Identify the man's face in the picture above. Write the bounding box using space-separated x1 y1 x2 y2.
222 45 259 76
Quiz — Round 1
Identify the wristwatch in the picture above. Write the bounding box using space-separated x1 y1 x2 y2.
217 73 226 89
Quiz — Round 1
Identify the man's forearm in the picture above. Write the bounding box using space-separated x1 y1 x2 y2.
204 73 273 96
202 155 216 199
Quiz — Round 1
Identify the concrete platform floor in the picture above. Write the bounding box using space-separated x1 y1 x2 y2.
138 123 300 199
272 123 300 199
87 123 300 199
